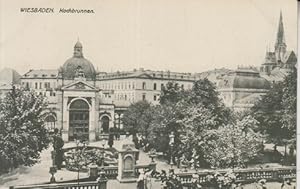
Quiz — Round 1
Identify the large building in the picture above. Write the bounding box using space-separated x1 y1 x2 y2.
20 41 195 142
16 12 296 140
260 12 297 81
217 67 270 111
0 68 21 99
198 12 296 111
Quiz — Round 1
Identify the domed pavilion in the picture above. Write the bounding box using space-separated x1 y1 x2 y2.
59 41 96 81
218 68 270 111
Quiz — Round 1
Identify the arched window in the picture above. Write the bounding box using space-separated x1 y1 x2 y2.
142 82 146 90
101 116 110 133
70 99 89 110
153 83 157 90
45 114 56 131
124 156 134 170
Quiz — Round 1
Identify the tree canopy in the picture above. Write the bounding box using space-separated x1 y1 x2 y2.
0 87 50 173
122 100 154 137
251 68 297 148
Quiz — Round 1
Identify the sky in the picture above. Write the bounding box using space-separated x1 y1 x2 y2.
0 0 297 75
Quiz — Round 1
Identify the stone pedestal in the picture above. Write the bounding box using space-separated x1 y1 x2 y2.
62 130 69 142
89 164 98 179
115 138 139 183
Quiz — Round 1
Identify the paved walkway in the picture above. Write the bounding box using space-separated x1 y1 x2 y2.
0 138 292 189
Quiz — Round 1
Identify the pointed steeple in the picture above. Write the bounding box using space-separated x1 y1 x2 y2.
274 11 286 62
275 11 285 46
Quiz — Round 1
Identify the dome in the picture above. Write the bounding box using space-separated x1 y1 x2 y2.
218 68 270 90
60 41 96 80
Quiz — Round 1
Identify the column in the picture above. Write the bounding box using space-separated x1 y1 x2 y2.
89 97 96 141
62 96 69 142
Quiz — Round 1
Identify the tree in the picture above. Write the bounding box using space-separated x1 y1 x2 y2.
159 82 185 104
122 100 154 138
251 68 297 153
149 79 233 167
148 100 186 156
204 116 263 169
0 87 50 173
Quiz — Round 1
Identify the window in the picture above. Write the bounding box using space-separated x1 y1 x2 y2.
142 94 146 101
161 83 164 90
45 115 56 131
39 82 42 89
181 84 184 89
153 83 157 90
154 95 157 101
142 82 146 90
44 82 50 89
124 156 134 170
35 83 38 89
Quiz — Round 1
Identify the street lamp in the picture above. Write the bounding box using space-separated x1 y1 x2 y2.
169 132 175 170
98 134 109 180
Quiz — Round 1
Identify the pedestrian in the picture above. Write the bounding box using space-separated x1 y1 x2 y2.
256 179 267 189
281 178 295 189
191 174 202 189
53 128 64 169
137 170 145 189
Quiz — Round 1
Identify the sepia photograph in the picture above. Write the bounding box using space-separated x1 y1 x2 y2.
0 0 298 188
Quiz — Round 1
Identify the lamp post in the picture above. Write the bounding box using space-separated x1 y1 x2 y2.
169 132 175 170
98 134 109 180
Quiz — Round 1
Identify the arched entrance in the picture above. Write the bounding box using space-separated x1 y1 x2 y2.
69 99 89 141
101 116 110 133
45 114 56 131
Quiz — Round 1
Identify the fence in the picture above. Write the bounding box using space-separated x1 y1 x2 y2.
10 166 296 189
9 180 106 189
96 163 155 179
176 166 296 185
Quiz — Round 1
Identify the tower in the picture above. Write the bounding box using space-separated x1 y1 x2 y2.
73 40 83 58
274 11 287 62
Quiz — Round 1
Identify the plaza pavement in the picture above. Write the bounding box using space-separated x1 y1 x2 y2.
0 137 290 189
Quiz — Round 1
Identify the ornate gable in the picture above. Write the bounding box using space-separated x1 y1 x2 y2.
136 73 152 79
61 81 99 91
283 51 297 65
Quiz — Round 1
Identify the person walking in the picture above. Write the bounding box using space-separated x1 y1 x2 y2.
256 179 267 189
137 170 145 189
281 178 295 189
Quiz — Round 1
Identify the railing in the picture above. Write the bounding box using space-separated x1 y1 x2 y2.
9 181 105 189
176 166 296 185
100 166 118 179
95 164 156 179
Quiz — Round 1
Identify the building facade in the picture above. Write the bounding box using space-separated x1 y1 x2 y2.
217 68 270 111
17 12 296 140
20 41 195 142
260 12 297 81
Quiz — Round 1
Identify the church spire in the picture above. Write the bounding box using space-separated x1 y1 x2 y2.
276 11 285 46
275 11 286 62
